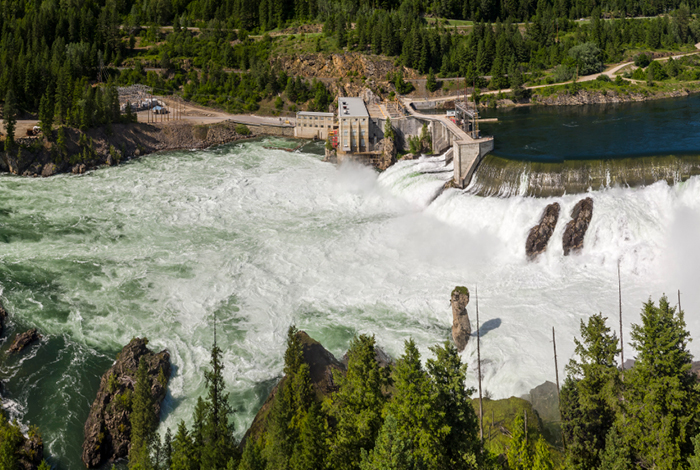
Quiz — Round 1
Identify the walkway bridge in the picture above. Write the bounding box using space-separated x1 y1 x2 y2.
401 98 494 188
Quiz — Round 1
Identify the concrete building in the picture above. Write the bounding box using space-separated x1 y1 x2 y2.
338 97 370 153
295 111 335 139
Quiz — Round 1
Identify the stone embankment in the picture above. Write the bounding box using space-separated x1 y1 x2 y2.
526 203 561 259
450 286 472 352
82 338 170 468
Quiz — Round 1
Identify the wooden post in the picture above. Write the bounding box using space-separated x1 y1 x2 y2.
618 261 624 377
678 289 682 313
476 286 483 446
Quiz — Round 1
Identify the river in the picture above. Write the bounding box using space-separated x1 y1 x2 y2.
0 109 699 468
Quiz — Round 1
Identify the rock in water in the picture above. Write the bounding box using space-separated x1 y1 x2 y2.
82 338 170 468
8 329 41 354
525 203 560 259
0 303 6 337
563 197 594 255
451 286 471 352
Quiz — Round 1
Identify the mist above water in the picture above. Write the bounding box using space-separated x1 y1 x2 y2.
0 139 698 468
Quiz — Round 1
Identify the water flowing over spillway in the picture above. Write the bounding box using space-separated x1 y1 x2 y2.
1 138 700 468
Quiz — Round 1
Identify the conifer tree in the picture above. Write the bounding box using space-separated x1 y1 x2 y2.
426 68 438 92
506 414 531 470
238 438 266 470
39 90 54 139
201 332 239 470
360 413 413 470
129 357 157 470
170 421 196 470
623 296 699 469
3 89 17 152
561 313 621 470
325 335 388 470
532 436 553 470
426 341 480 469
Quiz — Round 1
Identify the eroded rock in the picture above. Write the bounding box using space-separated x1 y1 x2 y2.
82 338 170 468
563 197 594 255
8 329 41 354
451 286 471 352
0 303 6 337
526 203 560 259
377 138 396 170
41 163 57 177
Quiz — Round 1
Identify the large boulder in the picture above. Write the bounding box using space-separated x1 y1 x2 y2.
8 329 41 354
563 197 594 255
82 338 170 468
451 286 471 352
526 203 560 259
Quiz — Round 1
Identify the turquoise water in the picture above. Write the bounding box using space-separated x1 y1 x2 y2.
480 95 700 162
1 135 700 468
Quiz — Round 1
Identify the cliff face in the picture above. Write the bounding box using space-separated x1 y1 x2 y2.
82 338 170 468
275 53 420 81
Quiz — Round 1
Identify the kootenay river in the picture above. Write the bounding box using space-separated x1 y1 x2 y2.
1 116 700 467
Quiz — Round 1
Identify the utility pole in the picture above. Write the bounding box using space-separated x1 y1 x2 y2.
476 285 483 446
678 289 682 313
618 261 624 378
553 326 566 451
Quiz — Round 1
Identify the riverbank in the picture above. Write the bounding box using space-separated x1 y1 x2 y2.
0 119 293 177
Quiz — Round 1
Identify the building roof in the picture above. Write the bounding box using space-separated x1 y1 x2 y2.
297 111 334 117
338 97 368 118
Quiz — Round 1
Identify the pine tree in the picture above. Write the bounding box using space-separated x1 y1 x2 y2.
426 68 438 92
383 118 395 141
532 436 553 470
598 427 632 470
507 414 531 470
201 334 239 470
129 357 156 470
426 341 480 469
365 339 437 469
561 313 621 470
360 413 414 470
3 89 17 152
689 434 700 470
623 296 699 470
39 90 54 139
324 335 388 470
238 438 266 470
170 421 196 470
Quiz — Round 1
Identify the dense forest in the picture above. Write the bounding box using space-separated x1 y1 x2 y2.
2 0 700 123
48 293 693 470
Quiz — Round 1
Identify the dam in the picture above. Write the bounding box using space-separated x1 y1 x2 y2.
401 97 494 188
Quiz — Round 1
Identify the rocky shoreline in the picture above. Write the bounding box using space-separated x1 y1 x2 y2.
530 86 700 107
0 120 260 178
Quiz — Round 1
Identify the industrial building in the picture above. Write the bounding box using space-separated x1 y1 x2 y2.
294 111 335 139
337 97 370 153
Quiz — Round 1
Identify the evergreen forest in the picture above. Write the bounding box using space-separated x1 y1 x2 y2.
55 294 700 470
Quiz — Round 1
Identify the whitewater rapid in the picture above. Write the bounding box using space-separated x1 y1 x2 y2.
1 139 699 467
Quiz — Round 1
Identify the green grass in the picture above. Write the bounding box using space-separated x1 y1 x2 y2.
424 17 474 27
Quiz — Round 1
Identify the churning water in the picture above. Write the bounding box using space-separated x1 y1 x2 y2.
1 137 699 468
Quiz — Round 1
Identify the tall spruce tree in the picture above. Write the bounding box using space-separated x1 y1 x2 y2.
425 341 480 469
561 313 621 470
201 325 239 470
506 414 531 470
129 357 157 470
622 296 699 469
324 335 388 470
39 90 54 139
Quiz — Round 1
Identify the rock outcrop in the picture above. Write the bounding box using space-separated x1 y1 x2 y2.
82 338 170 468
377 137 396 171
526 203 560 259
563 197 594 255
451 286 471 352
8 329 41 354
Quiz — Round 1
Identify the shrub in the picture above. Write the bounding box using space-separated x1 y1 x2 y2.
635 53 651 68
235 124 251 136
596 74 611 82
